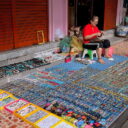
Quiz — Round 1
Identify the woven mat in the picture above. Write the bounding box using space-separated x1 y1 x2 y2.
88 55 128 70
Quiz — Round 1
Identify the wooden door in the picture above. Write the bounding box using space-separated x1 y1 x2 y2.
104 0 118 30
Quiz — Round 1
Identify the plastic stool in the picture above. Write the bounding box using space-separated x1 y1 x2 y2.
82 49 97 60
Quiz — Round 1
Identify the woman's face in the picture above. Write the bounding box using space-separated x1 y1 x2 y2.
91 18 99 26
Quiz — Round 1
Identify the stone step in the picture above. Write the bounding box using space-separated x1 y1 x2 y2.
103 29 115 35
0 42 59 61
98 29 126 45
109 36 126 45
101 29 115 38
0 42 59 67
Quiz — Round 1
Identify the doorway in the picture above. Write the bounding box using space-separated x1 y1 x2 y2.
68 0 93 29
68 0 117 30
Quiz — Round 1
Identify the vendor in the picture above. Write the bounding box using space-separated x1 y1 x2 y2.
83 16 111 64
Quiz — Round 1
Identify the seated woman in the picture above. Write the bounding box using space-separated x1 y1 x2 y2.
83 16 111 64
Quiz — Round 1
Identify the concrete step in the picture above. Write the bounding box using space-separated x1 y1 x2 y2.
103 29 115 38
98 29 126 45
109 36 126 45
0 42 59 61
0 42 59 67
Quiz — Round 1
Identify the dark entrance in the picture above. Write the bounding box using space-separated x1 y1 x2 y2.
68 0 105 30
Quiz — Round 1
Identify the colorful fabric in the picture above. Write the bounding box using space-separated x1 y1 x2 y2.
125 16 128 23
59 37 71 52
70 36 83 52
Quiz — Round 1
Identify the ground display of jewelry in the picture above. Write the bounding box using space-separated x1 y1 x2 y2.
0 55 128 128
0 50 65 79
0 58 50 79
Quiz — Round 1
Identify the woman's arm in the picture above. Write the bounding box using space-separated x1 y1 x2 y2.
84 32 101 40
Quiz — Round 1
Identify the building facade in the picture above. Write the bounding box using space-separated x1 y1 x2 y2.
0 0 126 51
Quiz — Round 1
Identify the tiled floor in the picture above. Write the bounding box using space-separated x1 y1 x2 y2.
121 120 128 128
112 39 128 56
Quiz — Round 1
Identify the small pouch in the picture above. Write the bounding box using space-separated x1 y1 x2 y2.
65 55 72 63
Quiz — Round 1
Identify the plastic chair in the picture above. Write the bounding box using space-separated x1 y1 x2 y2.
82 43 99 60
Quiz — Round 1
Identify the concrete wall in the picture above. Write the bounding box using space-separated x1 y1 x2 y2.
116 0 127 26
49 0 68 41
116 0 123 25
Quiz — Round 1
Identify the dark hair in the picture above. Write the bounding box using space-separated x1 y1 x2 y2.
90 16 99 21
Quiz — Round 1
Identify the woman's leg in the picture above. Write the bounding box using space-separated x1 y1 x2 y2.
83 43 105 64
105 48 110 58
102 39 111 58
96 48 105 64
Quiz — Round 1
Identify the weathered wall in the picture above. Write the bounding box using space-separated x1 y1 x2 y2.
49 0 68 41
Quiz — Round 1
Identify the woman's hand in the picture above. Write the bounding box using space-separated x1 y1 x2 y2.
97 32 104 37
